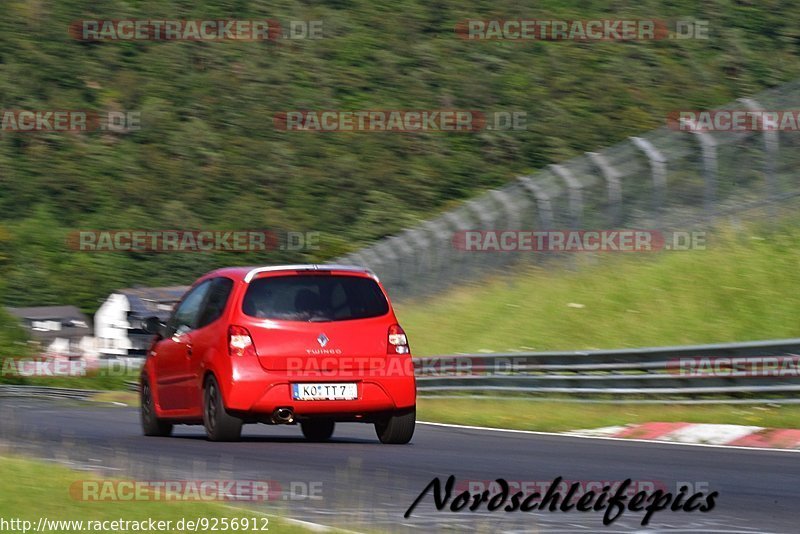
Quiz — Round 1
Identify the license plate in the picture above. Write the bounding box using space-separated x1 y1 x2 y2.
292 383 358 401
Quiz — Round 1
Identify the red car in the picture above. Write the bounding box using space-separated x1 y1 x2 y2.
140 265 416 443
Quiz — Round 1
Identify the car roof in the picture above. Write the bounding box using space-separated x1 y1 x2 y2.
201 264 377 283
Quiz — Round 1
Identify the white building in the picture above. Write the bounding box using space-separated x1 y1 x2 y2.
94 286 189 359
5 305 95 360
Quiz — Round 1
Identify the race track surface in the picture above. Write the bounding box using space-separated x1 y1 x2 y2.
1 398 798 533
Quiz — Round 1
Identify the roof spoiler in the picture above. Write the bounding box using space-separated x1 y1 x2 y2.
243 264 376 283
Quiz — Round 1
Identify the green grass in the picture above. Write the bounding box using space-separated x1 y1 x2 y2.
0 455 314 534
0 362 139 389
91 390 139 405
398 221 800 356
22 368 139 390
417 397 800 432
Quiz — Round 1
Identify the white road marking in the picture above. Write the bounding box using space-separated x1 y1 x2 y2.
563 425 629 437
660 423 763 445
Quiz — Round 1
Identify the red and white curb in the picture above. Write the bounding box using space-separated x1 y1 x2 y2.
567 422 800 449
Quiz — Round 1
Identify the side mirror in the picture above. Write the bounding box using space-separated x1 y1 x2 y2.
143 316 166 337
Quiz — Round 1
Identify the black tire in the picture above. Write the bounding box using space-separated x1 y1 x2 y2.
301 419 335 442
140 377 173 437
203 375 243 442
375 408 415 444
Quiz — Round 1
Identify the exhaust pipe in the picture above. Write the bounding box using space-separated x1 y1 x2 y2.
272 407 294 424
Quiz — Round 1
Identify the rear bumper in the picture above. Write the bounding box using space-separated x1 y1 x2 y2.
219 356 416 417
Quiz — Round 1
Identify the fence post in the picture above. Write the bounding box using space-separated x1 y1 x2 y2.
586 151 623 226
356 250 383 277
700 131 718 219
389 235 415 295
420 219 446 292
517 175 555 228
346 252 362 266
467 198 501 271
630 136 667 225
739 97 780 203
444 210 472 285
550 164 583 229
405 228 428 277
372 241 396 286
681 118 718 218
490 188 521 229
467 198 494 229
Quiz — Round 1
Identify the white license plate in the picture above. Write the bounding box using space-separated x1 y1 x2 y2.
292 382 358 401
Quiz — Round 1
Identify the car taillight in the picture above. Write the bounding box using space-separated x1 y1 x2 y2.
388 324 410 355
229 325 256 357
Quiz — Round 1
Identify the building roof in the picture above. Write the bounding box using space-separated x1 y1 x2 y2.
117 286 189 302
5 305 92 344
116 286 190 319
6 305 88 322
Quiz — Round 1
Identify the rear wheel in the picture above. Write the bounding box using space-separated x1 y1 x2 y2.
140 377 173 437
301 419 335 442
375 408 415 444
203 375 243 442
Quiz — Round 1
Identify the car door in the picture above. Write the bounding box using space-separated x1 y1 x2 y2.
154 280 212 411
184 277 235 412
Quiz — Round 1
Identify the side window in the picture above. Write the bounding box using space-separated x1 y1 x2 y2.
197 278 234 329
167 280 213 336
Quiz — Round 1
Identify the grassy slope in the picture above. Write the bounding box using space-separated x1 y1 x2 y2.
397 221 800 356
0 455 311 533
1 1 800 310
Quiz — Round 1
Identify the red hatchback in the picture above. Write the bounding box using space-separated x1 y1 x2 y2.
140 265 416 443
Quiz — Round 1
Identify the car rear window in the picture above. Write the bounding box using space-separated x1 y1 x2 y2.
242 275 389 322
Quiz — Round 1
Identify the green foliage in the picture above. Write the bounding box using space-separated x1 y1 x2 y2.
0 0 800 315
398 219 800 355
0 307 34 384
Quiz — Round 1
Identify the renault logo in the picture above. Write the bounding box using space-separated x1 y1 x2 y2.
317 333 329 348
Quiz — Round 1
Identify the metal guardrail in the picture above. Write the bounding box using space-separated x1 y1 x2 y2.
0 385 97 400
2 338 799 402
414 338 800 397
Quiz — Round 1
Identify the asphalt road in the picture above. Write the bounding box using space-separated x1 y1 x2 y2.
1 397 798 533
